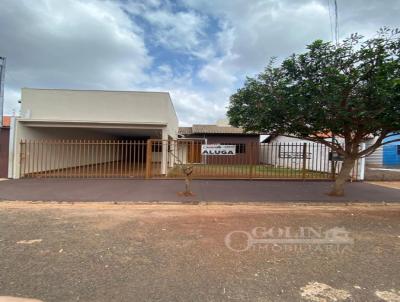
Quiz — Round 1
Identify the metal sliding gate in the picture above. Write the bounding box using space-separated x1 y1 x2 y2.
19 139 359 180
19 140 150 178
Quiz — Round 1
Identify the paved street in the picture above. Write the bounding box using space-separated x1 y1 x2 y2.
0 203 399 301
0 179 399 203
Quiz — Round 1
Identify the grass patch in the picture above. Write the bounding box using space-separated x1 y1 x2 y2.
167 164 331 179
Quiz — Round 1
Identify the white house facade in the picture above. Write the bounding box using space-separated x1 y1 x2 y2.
10 88 178 179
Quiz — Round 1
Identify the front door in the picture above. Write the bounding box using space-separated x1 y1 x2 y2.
188 141 202 163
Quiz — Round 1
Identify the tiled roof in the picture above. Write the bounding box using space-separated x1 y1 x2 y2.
178 127 193 135
179 124 252 135
2 116 11 127
192 124 245 134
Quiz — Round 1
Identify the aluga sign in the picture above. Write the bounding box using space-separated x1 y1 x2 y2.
201 144 236 155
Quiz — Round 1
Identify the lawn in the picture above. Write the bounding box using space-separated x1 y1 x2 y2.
167 164 331 179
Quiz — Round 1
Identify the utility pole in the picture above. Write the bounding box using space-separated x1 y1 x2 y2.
334 0 339 46
0 57 6 127
326 0 339 46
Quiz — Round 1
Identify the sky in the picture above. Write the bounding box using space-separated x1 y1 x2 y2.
1 0 399 126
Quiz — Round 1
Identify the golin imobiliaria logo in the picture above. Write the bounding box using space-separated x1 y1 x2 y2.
225 226 353 253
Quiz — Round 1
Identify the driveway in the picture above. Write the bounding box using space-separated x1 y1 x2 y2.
0 179 399 203
0 203 399 301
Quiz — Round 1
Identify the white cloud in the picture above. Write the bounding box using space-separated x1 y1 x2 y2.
144 10 207 52
2 0 400 125
124 2 214 60
198 58 237 87
186 0 333 73
1 0 151 113
170 89 228 126
139 65 228 125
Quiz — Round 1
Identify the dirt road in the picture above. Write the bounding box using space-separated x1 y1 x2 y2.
0 203 399 301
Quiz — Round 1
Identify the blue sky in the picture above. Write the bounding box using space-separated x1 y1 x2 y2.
1 0 399 125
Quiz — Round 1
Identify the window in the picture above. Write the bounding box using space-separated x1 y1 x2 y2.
221 143 246 154
397 145 400 155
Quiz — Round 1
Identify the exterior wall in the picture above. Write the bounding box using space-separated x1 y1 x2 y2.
0 127 9 177
366 147 383 166
11 88 179 178
365 137 383 167
13 124 118 178
20 88 179 138
383 134 400 167
383 145 400 166
364 135 400 168
181 135 260 165
262 136 364 179
261 136 336 173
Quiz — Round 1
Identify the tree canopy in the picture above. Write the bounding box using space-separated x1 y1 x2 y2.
228 28 400 195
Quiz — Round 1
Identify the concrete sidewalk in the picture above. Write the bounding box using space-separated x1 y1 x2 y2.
0 179 398 202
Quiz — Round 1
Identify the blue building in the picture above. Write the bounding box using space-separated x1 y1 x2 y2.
383 134 400 167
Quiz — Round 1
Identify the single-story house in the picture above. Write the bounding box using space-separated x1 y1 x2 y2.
178 120 260 165
364 134 400 180
261 134 364 179
351 134 400 169
382 134 400 167
10 88 178 178
0 116 11 177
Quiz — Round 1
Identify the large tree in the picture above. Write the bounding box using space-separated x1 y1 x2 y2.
228 28 400 196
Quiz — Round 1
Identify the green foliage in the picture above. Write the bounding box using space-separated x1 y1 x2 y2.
228 28 400 157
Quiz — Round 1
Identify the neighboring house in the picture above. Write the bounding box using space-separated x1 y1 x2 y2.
10 88 178 178
365 134 400 168
365 137 383 167
0 116 11 177
178 121 260 165
382 134 400 167
262 135 364 179
364 134 400 180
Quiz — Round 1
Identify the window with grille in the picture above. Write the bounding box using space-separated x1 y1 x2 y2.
221 143 246 154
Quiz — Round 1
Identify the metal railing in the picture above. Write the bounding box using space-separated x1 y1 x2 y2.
19 139 359 180
19 140 149 178
161 140 352 180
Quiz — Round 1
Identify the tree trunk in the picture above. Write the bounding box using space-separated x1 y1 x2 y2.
329 156 356 196
184 175 191 195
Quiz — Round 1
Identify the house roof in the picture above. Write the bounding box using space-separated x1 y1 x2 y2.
192 124 244 134
2 116 11 127
179 124 257 135
178 126 193 135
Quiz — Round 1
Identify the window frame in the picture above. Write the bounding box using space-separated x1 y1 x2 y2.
220 143 246 154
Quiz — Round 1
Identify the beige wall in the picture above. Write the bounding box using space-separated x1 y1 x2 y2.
14 126 118 177
11 88 180 178
20 88 179 137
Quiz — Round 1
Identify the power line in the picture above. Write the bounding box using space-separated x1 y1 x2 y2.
326 0 334 43
334 0 339 45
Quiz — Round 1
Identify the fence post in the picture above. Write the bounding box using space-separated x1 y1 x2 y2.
19 140 25 178
145 139 153 179
190 140 195 164
331 151 336 179
302 143 307 179
249 142 254 179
